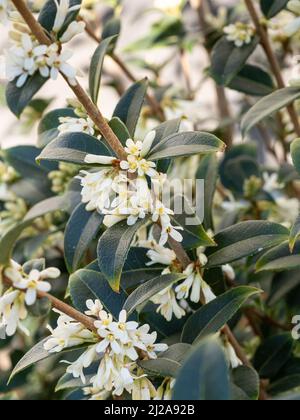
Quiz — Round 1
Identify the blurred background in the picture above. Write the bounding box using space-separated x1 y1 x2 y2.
0 0 241 148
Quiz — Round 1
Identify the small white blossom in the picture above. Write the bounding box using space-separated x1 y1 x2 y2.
224 341 243 369
46 44 77 85
53 0 81 33
0 289 28 337
5 263 60 306
151 285 186 321
60 21 86 43
58 116 95 135
224 22 255 47
222 264 236 282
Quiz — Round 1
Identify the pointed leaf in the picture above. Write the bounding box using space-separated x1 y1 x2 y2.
289 216 300 251
291 138 300 175
148 132 225 161
69 269 129 319
242 87 300 136
89 35 119 104
37 132 113 164
181 286 260 344
97 219 148 292
113 79 148 137
64 203 104 272
256 241 300 272
123 273 186 315
210 36 259 86
207 221 289 267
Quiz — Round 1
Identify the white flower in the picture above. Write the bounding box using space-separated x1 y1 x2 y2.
284 17 300 36
5 265 60 306
146 245 176 266
96 329 122 354
109 310 139 344
80 169 117 212
222 264 236 282
120 155 157 177
144 332 168 359
46 44 77 85
85 299 103 317
60 21 86 43
53 0 81 33
159 223 184 246
151 285 186 321
65 345 97 384
224 341 243 369
94 309 113 331
262 172 283 194
44 310 96 353
0 289 28 337
0 0 9 25
58 116 95 135
84 154 117 166
132 375 157 400
113 366 135 396
224 22 255 47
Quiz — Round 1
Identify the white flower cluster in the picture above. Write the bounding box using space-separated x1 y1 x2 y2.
0 260 60 337
80 131 184 246
44 300 168 399
139 234 236 322
149 245 217 321
224 22 255 47
5 0 85 88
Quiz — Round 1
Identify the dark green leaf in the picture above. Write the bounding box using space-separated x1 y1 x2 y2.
260 0 289 18
64 203 104 272
181 287 260 344
254 334 294 379
148 132 225 161
0 195 70 265
256 241 300 272
228 64 274 96
268 375 300 396
210 36 259 86
102 17 121 41
196 154 218 230
113 79 148 137
232 366 260 400
6 73 47 117
89 35 119 104
138 343 191 378
97 218 148 292
290 215 300 251
123 273 186 315
37 132 113 164
207 221 289 267
241 87 300 136
108 117 131 146
69 269 128 319
172 338 230 400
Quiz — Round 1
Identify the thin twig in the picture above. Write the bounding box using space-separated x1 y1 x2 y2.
244 0 300 137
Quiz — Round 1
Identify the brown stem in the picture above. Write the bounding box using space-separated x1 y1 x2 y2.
11 0 126 160
3 275 96 331
244 0 300 137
